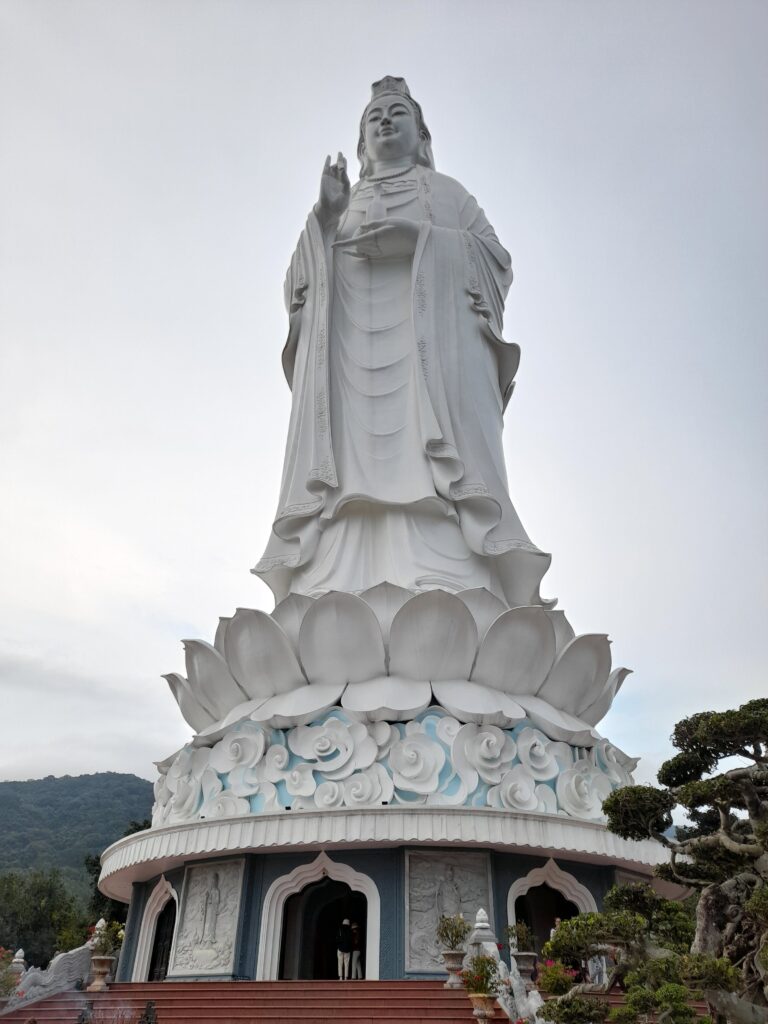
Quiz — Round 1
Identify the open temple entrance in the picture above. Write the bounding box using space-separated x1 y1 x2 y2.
279 876 367 980
515 883 579 952
147 898 176 981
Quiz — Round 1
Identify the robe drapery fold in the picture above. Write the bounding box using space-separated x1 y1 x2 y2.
254 167 551 607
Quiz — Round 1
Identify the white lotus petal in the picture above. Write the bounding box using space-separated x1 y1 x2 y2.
359 582 413 648
515 694 600 746
183 639 248 718
578 668 632 726
432 680 526 727
472 606 556 695
164 673 217 733
271 594 315 652
341 676 432 721
194 699 271 743
225 607 304 700
389 591 477 680
454 589 507 641
546 610 576 653
299 591 385 685
536 634 612 716
214 617 231 656
250 683 346 728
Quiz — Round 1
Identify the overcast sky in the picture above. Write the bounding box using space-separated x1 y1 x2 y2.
1 0 766 789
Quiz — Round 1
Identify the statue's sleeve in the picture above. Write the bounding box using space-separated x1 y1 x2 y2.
456 192 519 408
280 230 310 389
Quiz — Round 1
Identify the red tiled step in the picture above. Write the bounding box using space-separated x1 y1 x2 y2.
0 980 477 1024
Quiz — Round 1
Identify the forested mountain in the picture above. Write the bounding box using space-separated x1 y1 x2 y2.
0 772 153 901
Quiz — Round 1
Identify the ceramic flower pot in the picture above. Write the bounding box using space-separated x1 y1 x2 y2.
441 949 466 989
468 992 497 1019
512 950 537 990
87 954 116 992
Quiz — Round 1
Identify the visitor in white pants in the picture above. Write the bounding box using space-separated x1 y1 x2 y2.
350 922 363 979
336 918 353 980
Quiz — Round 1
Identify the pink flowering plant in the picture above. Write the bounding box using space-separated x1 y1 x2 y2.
536 958 579 995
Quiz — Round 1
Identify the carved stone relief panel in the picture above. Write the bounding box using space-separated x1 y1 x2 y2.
405 850 493 973
168 859 244 977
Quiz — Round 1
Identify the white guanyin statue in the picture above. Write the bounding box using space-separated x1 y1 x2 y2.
254 76 549 609
154 78 637 827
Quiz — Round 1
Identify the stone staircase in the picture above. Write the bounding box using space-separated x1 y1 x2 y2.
0 980 478 1023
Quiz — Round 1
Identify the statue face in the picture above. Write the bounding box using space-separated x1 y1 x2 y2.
362 95 421 163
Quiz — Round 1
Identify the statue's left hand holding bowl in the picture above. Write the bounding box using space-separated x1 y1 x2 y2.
332 217 420 260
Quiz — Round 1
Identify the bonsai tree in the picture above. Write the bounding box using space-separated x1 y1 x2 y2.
539 882 737 1024
603 698 768 1024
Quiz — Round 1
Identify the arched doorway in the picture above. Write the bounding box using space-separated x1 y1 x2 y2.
256 852 381 980
147 899 177 981
131 876 179 982
279 877 367 979
515 884 578 952
507 859 598 953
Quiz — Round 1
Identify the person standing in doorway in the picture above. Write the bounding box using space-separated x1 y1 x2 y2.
350 922 363 979
337 918 353 980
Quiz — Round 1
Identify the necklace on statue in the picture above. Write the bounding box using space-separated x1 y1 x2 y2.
366 163 416 182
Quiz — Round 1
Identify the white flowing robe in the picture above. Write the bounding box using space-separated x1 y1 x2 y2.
254 166 550 606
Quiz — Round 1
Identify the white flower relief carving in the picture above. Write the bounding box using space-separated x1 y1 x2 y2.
516 726 574 781
208 722 267 774
151 706 636 824
452 723 517 789
343 763 395 806
165 746 211 823
593 739 637 787
313 779 345 808
556 758 613 819
487 764 553 812
284 762 317 798
389 727 446 795
198 767 251 820
287 717 377 779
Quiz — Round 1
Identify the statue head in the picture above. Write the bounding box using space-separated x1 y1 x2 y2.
358 76 434 177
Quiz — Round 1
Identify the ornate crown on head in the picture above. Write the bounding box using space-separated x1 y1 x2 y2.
370 76 412 100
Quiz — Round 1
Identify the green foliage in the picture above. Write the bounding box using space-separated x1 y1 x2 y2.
505 920 534 951
536 958 579 995
0 776 152 966
602 785 674 841
541 996 609 1024
460 954 498 995
671 700 768 761
542 909 646 963
435 913 471 950
745 884 768 927
0 773 153 905
0 947 16 997
679 953 739 992
0 869 80 967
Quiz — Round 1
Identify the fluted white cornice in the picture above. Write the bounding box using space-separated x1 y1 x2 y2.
99 806 667 902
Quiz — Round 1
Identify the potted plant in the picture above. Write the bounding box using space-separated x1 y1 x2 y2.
460 953 499 1019
505 921 536 990
87 920 123 992
436 913 472 990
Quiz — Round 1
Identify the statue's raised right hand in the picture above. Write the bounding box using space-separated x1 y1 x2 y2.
315 153 350 227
